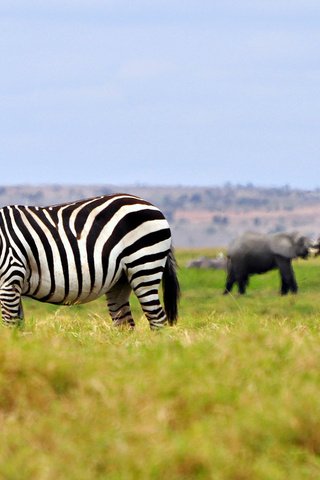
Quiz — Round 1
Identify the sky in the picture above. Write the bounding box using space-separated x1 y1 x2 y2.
1 1 320 189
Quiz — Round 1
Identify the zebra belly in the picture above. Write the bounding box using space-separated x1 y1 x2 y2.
25 270 116 305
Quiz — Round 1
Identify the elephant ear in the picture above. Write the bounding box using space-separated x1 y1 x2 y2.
270 234 296 258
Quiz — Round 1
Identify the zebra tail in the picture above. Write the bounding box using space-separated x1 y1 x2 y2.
162 248 180 325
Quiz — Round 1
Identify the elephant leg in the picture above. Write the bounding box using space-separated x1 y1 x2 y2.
280 278 289 295
237 275 248 295
276 258 297 295
223 268 236 294
288 266 298 293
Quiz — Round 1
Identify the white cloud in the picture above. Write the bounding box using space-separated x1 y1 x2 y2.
119 59 175 80
0 0 319 187
0 83 122 110
1 0 320 14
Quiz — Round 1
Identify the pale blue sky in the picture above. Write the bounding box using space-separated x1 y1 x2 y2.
1 1 320 188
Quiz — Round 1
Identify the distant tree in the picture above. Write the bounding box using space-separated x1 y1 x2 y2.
212 215 229 226
269 224 285 234
191 193 202 204
28 191 44 204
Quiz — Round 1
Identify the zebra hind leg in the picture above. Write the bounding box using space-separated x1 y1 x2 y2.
106 276 135 328
133 281 167 330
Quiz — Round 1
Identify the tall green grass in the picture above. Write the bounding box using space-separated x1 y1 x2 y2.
1 251 320 479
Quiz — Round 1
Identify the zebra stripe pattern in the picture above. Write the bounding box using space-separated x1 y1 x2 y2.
0 194 180 329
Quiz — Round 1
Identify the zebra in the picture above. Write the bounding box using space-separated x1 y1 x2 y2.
0 193 180 329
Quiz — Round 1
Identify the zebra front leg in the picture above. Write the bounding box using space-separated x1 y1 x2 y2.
0 285 24 327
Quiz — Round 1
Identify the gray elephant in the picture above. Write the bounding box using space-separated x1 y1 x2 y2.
311 237 320 256
223 232 312 295
187 254 227 270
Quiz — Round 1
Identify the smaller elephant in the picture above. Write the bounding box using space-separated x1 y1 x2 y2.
187 253 227 270
223 232 312 295
311 237 320 256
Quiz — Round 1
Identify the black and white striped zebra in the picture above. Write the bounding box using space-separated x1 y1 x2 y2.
0 193 180 329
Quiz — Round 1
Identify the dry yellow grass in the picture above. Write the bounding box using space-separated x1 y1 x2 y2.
1 252 320 479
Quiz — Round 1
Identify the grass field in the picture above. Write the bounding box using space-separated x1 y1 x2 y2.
1 250 320 479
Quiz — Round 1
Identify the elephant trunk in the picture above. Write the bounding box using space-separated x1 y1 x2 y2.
309 238 320 257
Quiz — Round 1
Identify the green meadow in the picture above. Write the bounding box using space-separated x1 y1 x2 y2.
1 250 320 479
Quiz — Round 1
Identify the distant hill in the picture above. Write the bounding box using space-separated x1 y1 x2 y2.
1 184 320 247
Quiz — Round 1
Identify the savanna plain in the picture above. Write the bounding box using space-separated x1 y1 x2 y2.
1 249 320 480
